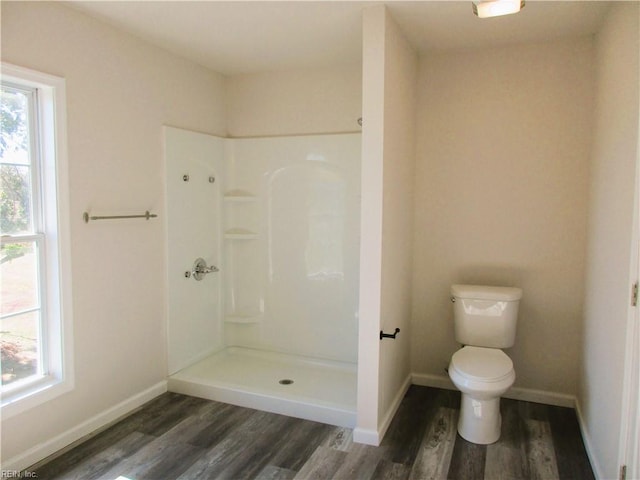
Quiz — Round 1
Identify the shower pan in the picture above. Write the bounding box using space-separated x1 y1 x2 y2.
164 127 361 427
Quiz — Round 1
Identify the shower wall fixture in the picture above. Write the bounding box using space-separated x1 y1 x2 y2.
165 127 224 374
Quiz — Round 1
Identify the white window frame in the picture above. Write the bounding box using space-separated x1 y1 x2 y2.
1 63 74 419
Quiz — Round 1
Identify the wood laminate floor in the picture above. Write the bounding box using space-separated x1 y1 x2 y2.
32 386 594 480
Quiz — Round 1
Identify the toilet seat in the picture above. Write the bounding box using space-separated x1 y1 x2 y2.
450 346 513 382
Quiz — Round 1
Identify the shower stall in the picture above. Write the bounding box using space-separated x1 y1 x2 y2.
164 127 361 427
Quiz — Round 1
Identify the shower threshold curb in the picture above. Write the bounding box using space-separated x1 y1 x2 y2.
167 376 356 428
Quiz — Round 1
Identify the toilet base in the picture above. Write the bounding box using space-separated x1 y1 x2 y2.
458 394 502 444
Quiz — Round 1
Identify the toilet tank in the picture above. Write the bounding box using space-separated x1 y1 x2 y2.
451 284 523 348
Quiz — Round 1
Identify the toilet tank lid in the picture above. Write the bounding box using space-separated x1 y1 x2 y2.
451 284 522 301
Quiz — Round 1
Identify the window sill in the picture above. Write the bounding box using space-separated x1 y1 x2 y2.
1 375 74 420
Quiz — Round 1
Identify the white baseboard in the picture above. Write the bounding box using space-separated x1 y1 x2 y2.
574 398 604 480
3 381 167 473
412 372 456 391
353 374 412 446
504 385 575 408
378 374 412 442
411 372 576 408
353 426 381 445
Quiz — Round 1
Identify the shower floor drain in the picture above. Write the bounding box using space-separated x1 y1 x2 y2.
279 379 294 385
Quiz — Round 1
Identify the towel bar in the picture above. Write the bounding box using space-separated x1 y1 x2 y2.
83 211 157 223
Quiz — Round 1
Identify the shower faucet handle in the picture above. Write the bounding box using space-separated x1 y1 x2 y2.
191 257 219 281
199 265 219 273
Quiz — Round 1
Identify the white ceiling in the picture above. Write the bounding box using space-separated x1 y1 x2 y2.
67 1 611 76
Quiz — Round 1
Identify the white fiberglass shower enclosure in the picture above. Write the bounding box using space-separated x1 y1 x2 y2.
164 127 361 427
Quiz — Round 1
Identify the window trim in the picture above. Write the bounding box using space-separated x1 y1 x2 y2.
1 63 74 419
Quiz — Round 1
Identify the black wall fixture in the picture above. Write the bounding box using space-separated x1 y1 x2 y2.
380 328 400 340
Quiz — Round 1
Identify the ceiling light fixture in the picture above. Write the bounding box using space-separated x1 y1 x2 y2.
472 0 525 18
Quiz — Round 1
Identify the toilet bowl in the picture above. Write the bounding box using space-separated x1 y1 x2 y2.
448 346 515 444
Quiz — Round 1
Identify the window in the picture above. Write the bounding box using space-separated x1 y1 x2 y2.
1 63 73 417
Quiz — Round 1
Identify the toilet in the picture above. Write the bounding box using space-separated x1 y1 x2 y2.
448 284 523 444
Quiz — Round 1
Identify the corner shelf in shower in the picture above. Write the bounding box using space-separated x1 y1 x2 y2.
224 228 258 240
224 312 262 324
223 190 257 202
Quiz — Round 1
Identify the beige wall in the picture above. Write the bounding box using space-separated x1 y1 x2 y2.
1 1 226 464
356 5 416 444
225 65 362 137
412 38 594 396
378 8 417 427
356 5 386 443
580 3 640 478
